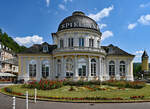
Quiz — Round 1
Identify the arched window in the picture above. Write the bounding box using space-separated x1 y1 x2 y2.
120 61 125 76
42 60 50 78
29 60 36 77
66 58 74 77
109 61 115 76
78 58 87 77
57 59 61 77
91 59 96 76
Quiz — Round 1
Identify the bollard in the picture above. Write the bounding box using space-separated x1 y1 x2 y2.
34 88 37 103
26 91 28 109
12 96 15 109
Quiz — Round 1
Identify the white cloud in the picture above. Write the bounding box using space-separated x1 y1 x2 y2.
46 0 50 7
136 50 143 54
14 35 44 47
64 0 72 3
140 2 150 8
98 23 107 29
134 50 144 58
138 14 150 25
88 5 114 22
101 30 113 40
58 4 66 10
128 23 137 30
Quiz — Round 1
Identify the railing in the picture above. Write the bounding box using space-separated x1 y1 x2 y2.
54 46 106 53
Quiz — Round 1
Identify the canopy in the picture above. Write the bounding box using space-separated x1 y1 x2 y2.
0 73 16 77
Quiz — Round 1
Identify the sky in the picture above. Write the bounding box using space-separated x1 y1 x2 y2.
0 0 150 62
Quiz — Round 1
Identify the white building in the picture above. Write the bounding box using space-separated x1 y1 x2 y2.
18 11 135 82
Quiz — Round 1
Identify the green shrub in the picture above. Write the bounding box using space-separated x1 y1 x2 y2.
102 80 146 89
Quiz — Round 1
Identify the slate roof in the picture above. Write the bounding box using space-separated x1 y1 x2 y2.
102 44 135 57
19 42 57 54
142 50 149 58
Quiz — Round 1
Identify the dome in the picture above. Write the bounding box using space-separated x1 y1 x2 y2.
58 11 100 32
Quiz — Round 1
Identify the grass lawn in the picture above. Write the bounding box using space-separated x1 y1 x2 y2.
2 84 150 101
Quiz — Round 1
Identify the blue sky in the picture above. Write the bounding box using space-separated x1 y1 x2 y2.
0 0 150 62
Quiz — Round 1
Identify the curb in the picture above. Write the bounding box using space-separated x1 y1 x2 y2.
1 91 150 104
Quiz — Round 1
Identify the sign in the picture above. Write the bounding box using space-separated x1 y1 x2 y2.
60 22 99 30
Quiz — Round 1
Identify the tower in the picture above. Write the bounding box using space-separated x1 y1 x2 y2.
142 50 149 71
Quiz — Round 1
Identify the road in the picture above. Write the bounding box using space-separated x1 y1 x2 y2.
1 85 150 109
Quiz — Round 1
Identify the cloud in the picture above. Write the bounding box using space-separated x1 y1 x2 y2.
14 35 44 47
88 5 114 22
101 30 113 40
98 23 107 29
134 50 144 58
46 0 50 7
128 23 137 30
138 14 150 25
128 14 150 29
140 2 150 8
58 4 66 10
64 0 72 3
136 50 143 54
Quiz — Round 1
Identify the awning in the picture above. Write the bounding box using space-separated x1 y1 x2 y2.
0 73 16 77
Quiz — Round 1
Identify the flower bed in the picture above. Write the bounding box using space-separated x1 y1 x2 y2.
2 85 149 102
22 80 63 90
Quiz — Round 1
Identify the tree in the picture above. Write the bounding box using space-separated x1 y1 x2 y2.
0 28 26 53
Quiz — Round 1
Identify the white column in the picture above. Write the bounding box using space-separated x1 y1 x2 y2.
115 59 120 80
99 57 103 81
63 57 66 78
61 56 65 79
130 60 134 81
126 59 130 80
37 58 41 81
74 56 78 80
127 59 134 81
88 56 91 80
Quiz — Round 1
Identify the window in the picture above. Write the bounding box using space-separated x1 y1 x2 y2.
43 45 48 52
89 39 94 47
29 60 36 77
120 61 125 76
91 59 96 76
60 39 64 48
57 59 61 77
66 58 74 78
109 61 115 76
9 64 12 69
79 38 84 47
78 58 87 77
42 61 49 78
68 38 74 47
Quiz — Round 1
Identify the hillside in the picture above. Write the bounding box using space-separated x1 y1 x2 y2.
0 29 26 53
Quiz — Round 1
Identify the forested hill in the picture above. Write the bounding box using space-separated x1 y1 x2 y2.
0 29 26 53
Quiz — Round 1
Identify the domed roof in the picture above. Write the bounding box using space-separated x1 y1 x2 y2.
58 11 100 32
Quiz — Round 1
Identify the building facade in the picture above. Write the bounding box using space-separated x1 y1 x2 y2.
18 11 135 82
0 42 18 74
